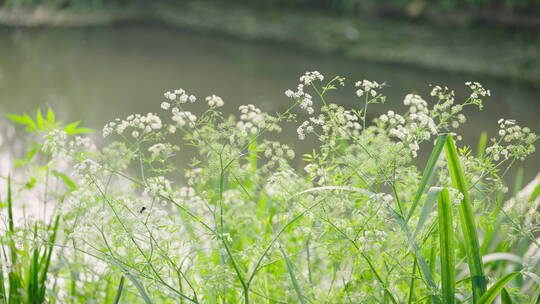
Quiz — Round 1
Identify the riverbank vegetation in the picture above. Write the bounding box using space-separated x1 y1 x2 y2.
2 0 540 27
1 1 539 85
1 72 539 303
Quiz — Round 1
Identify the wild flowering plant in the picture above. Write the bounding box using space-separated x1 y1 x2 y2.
2 72 539 303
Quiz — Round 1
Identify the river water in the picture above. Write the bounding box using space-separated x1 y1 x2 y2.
0 24 538 181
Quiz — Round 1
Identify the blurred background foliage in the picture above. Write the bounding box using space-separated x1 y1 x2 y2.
2 0 539 20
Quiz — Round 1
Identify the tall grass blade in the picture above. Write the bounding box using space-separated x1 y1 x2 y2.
445 135 487 302
113 276 126 304
476 131 488 158
406 134 448 222
99 253 154 304
392 213 438 304
6 176 22 304
438 188 455 304
38 215 61 303
280 247 306 304
478 272 519 304
412 187 442 239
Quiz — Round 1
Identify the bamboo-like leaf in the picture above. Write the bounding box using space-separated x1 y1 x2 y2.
36 109 44 131
406 134 448 222
445 135 487 302
438 188 455 304
7 113 36 131
478 272 519 304
280 247 306 304
46 108 55 123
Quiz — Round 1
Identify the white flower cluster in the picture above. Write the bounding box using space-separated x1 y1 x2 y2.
329 105 362 137
206 95 224 108
357 229 387 251
379 110 405 125
148 143 178 160
304 163 331 185
143 176 173 198
403 94 438 135
102 113 162 138
237 104 267 135
466 81 491 100
355 80 382 98
297 116 325 140
42 129 68 158
285 83 314 114
178 186 195 198
486 119 537 161
259 141 295 171
265 169 297 198
73 159 101 182
379 95 438 157
171 108 196 128
163 88 197 104
447 187 465 206
430 86 469 129
299 71 324 85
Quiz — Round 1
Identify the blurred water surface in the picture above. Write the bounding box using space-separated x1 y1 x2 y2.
0 24 538 180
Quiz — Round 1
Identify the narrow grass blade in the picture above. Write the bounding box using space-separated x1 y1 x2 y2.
438 188 455 304
7 176 22 303
476 131 488 158
360 252 398 304
28 223 40 302
501 288 512 304
99 254 154 304
478 272 519 304
38 215 61 303
406 133 448 222
445 135 487 301
529 182 540 202
392 213 438 304
113 276 126 304
412 187 442 239
512 167 524 198
406 257 417 304
280 247 306 304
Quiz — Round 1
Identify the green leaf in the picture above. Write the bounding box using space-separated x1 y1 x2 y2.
36 109 44 131
529 182 540 202
478 272 519 304
445 134 487 302
7 113 36 132
46 108 55 123
64 121 94 135
501 288 512 304
476 131 488 158
280 247 306 304
113 276 125 304
412 187 442 239
63 121 81 134
406 133 448 222
438 188 455 304
52 171 77 190
99 254 154 304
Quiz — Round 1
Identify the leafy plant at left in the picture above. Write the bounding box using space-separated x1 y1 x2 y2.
0 108 93 303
